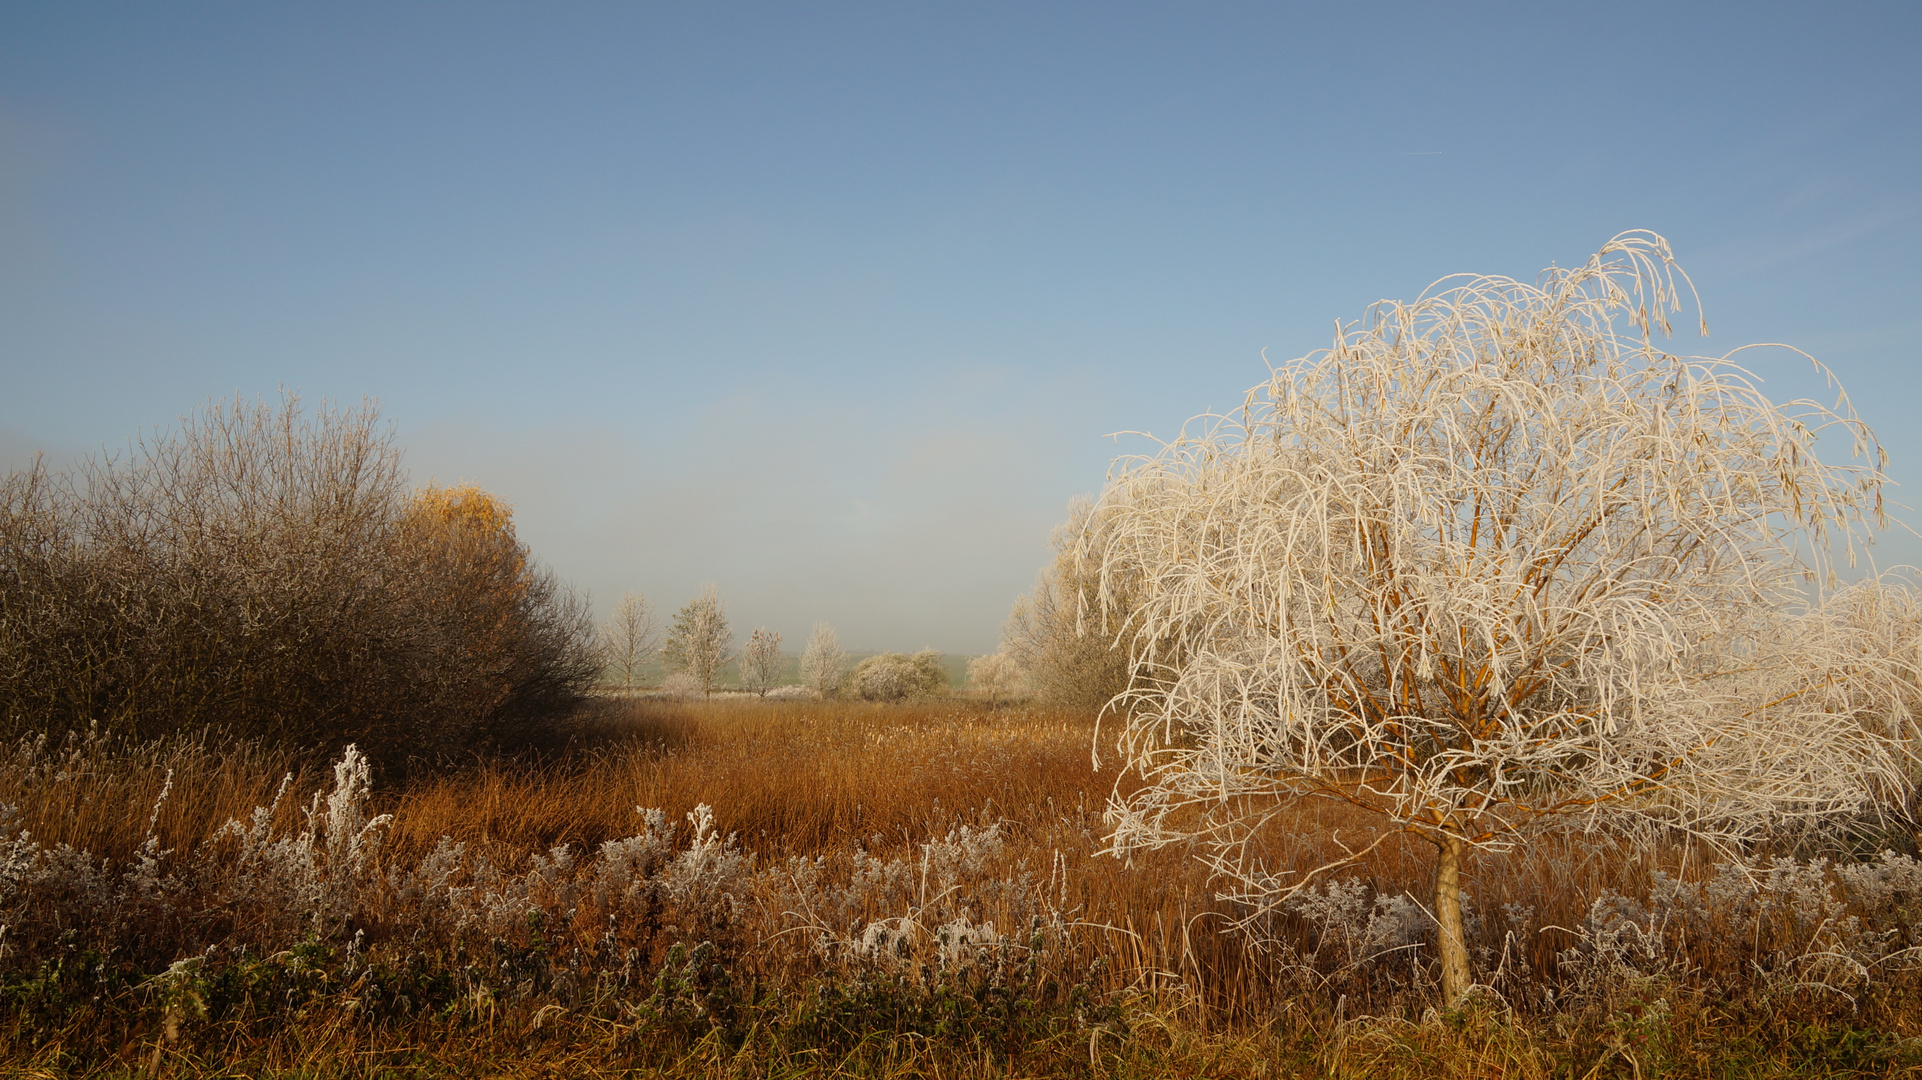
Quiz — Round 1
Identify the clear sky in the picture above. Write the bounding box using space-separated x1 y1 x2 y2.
3 3 1919 653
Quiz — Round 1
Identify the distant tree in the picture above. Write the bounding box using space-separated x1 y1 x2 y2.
662 585 734 697
800 623 847 699
1003 498 1135 713
967 652 1024 706
599 591 658 693
741 627 783 697
849 649 948 702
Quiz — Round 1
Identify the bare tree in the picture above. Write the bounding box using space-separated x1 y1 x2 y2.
1086 232 1919 1005
741 627 783 697
599 592 658 694
967 651 1024 706
799 623 846 700
662 585 734 697
1004 498 1134 712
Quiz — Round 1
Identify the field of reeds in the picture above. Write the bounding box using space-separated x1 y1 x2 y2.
4 697 1922 1078
3 691 1922 1068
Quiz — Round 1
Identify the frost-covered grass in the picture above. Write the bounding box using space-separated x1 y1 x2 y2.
4 700 1922 1077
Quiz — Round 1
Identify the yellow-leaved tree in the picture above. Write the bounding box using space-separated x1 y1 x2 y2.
397 482 597 753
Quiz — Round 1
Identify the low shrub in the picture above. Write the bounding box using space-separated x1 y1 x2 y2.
846 650 949 702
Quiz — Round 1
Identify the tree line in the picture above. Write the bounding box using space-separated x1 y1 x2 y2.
596 587 1021 703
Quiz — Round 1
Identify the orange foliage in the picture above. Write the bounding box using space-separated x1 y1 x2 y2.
405 482 528 584
408 481 516 534
387 482 595 754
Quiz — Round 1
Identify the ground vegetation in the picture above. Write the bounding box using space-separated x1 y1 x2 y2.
3 700 1921 1077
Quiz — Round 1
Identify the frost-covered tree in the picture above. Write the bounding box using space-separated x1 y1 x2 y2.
741 627 783 697
967 651 1024 706
599 591 658 693
1086 232 1920 1005
1004 498 1134 712
662 585 734 698
800 623 846 699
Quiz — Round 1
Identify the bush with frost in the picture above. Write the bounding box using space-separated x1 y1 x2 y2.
847 650 949 702
659 671 702 699
966 651 1025 705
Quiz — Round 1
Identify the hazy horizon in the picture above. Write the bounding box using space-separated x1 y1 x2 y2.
5 3 1919 653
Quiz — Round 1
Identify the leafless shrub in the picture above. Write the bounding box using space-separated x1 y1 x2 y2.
395 482 601 754
0 394 598 760
1086 231 1920 1003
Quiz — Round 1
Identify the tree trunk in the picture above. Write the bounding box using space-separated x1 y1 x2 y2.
1433 829 1472 1006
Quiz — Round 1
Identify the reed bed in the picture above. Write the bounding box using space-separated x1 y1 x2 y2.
3 700 1921 1077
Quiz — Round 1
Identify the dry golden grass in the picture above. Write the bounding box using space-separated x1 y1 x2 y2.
7 699 1921 1078
389 699 1113 860
0 730 312 860
0 701 1785 1016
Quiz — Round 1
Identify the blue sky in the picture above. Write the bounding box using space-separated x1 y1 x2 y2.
3 3 1919 652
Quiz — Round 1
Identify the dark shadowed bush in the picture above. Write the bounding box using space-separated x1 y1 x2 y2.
0 394 597 762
